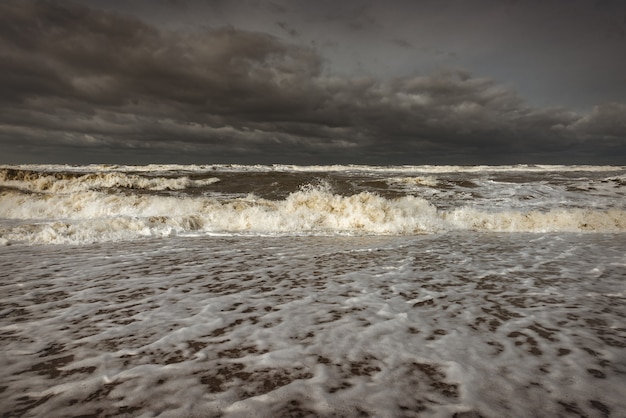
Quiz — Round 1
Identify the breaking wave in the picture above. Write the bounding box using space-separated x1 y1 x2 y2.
0 168 219 193
1 184 625 245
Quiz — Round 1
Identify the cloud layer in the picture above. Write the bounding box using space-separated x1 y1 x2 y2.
1 0 625 164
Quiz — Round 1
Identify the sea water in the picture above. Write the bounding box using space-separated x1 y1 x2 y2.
1 165 625 417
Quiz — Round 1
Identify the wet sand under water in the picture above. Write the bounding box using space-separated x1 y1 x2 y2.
1 233 625 417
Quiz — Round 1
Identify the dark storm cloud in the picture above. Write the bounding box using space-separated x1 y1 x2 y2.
571 103 626 139
390 39 413 49
0 0 624 164
275 22 298 37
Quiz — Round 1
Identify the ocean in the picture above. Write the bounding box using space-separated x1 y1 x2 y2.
1 164 625 417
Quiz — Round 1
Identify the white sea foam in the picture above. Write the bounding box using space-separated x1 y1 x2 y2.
1 164 625 244
2 165 625 416
0 168 219 193
387 176 439 187
3 163 625 174
1 234 624 417
1 185 625 245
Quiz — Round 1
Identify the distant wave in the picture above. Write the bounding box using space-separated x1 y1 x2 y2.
0 168 220 193
3 163 625 174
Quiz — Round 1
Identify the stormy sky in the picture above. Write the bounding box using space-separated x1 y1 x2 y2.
1 0 625 164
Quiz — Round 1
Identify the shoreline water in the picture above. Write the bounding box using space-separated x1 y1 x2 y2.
1 165 625 416
1 233 625 416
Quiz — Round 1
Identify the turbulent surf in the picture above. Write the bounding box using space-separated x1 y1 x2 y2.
1 164 625 417
1 164 625 244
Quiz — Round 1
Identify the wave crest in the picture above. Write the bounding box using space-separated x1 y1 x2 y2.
0 168 219 193
1 183 625 244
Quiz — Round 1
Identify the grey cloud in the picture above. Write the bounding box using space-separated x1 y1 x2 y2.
0 0 624 164
276 21 298 37
569 103 626 139
0 0 322 104
83 1 626 111
390 39 412 49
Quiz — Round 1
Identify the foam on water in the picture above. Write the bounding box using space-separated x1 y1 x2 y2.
387 176 440 188
1 185 625 245
4 163 625 174
1 234 624 417
1 165 625 416
0 168 219 193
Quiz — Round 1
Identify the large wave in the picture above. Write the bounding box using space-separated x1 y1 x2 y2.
1 183 624 245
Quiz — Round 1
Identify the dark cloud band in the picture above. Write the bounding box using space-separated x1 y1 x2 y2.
0 0 624 164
